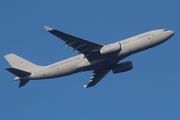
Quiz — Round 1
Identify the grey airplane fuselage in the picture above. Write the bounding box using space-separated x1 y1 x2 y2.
28 29 174 80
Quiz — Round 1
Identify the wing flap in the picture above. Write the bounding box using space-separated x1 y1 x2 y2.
44 26 103 60
84 69 110 88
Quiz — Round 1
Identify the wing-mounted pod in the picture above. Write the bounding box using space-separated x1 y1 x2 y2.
100 42 121 54
112 61 133 74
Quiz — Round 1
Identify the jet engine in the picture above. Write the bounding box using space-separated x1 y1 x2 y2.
100 42 121 54
112 61 133 74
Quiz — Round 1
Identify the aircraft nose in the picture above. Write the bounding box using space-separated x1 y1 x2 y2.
164 30 175 40
168 30 175 37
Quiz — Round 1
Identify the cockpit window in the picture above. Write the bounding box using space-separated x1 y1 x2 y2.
164 29 168 31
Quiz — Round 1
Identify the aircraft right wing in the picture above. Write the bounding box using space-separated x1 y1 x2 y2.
44 26 104 61
84 69 111 88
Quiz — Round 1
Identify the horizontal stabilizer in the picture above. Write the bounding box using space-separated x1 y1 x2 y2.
6 68 31 77
19 79 30 87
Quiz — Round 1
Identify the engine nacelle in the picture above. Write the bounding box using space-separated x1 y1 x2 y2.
112 61 133 74
100 42 121 54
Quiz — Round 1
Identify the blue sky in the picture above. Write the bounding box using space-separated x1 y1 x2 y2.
1 0 180 119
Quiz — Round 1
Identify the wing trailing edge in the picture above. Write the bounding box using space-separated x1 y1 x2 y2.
44 26 53 31
84 69 111 88
44 25 103 61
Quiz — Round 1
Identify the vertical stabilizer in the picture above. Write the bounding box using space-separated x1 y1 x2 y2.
4 53 44 72
4 53 45 87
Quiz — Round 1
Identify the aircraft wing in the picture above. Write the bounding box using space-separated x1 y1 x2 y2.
84 69 110 88
44 26 103 60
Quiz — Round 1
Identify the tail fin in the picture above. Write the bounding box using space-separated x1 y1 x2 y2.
4 53 43 72
4 53 44 87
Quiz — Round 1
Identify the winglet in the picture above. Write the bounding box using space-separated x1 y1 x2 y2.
44 26 53 31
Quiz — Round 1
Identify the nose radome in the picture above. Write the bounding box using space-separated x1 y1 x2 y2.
169 30 175 36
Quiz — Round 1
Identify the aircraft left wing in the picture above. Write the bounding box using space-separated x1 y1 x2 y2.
44 26 103 60
84 69 110 88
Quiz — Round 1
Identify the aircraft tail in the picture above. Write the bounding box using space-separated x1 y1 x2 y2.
4 53 44 87
6 68 31 87
4 53 43 71
6 68 31 77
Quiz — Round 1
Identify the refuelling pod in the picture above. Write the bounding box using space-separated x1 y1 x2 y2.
100 42 121 54
112 61 133 74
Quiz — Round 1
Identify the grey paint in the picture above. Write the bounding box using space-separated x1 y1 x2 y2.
4 27 175 88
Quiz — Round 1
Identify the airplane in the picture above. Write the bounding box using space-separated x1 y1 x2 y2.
4 26 175 88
